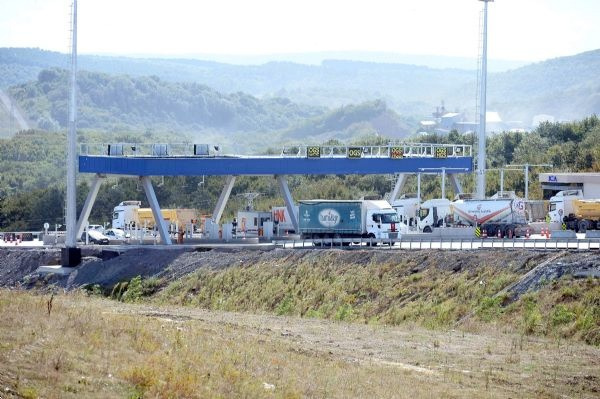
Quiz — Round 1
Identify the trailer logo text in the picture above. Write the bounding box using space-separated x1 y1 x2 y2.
318 209 340 227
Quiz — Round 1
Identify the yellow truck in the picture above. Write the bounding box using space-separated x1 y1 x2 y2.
112 201 197 229
569 199 600 232
549 191 600 232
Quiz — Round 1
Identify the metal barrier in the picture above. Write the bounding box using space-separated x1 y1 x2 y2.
79 142 472 159
273 237 600 251
281 143 472 158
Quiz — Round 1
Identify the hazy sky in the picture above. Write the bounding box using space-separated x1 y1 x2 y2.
1 0 599 62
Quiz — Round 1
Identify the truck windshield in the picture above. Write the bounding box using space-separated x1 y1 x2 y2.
379 213 400 223
549 203 556 212
419 208 429 220
112 212 120 220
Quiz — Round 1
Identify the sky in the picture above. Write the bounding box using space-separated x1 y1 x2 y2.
1 0 599 63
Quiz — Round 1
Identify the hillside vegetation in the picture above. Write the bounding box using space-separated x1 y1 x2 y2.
2 47 600 123
7 68 324 134
4 67 417 142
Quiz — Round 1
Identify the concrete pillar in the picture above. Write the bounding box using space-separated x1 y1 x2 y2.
212 175 236 224
140 176 171 245
276 175 299 232
389 173 408 203
441 168 446 200
75 174 104 239
449 174 463 196
417 173 421 203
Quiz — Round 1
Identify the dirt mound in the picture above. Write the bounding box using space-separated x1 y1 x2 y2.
0 248 61 287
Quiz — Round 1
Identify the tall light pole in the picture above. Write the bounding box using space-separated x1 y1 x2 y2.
476 0 493 199
64 0 80 264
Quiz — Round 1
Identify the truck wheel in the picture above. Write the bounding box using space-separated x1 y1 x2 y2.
578 220 588 233
312 234 323 247
423 226 432 233
504 225 514 239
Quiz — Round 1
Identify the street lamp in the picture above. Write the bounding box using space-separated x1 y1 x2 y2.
476 0 494 199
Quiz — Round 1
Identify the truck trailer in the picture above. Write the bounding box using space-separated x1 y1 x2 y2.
548 190 600 232
112 201 197 230
418 198 528 237
299 200 402 241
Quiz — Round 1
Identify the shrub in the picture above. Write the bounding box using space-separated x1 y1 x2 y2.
551 305 575 326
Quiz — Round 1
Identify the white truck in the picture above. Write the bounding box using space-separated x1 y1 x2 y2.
391 195 420 229
548 190 600 232
112 201 197 230
418 198 528 237
299 200 403 241
416 199 451 232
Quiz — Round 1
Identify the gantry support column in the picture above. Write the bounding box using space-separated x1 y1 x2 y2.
75 174 104 239
417 173 422 203
212 175 236 224
389 173 408 203
449 174 463 196
140 176 171 245
276 175 299 232
441 168 446 200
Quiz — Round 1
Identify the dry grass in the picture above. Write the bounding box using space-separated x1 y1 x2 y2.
1 289 599 398
156 252 600 345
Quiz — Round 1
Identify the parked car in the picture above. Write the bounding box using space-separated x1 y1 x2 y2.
81 229 110 245
104 228 129 239
87 224 105 232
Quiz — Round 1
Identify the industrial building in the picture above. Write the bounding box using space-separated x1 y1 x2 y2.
539 172 600 198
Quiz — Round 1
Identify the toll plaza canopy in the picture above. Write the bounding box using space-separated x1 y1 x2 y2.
79 143 473 176
75 142 473 246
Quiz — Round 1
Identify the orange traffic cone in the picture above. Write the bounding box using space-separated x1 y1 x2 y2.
497 229 502 239
482 228 487 238
525 228 530 239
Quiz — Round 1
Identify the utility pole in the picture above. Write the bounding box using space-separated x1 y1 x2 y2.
476 0 493 199
64 0 80 265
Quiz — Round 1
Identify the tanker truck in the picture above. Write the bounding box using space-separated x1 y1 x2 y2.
299 200 403 240
548 190 600 232
418 198 528 237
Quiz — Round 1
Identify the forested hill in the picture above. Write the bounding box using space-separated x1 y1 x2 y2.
7 68 325 133
2 48 600 123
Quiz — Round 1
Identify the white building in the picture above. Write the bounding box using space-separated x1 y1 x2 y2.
539 173 600 199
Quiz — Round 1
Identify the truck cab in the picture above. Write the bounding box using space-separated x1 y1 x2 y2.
366 206 403 239
112 201 141 229
417 199 451 232
548 190 583 223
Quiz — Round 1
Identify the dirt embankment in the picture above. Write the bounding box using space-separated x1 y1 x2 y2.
1 247 599 292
